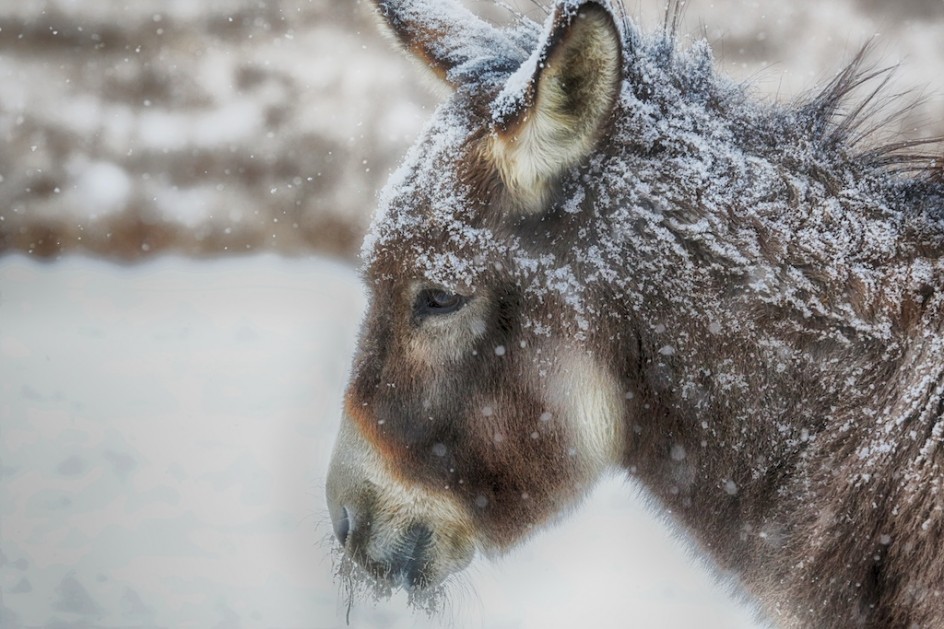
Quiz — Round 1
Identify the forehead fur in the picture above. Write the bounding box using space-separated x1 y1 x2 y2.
360 99 504 292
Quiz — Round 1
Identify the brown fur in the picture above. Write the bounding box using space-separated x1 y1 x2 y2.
328 1 944 626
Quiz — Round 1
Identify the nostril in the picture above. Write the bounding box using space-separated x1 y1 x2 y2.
333 506 351 546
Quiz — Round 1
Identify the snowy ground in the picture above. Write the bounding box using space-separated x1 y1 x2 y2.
1 255 763 628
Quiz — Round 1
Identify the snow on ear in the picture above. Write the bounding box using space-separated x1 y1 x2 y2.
371 0 522 89
489 2 622 211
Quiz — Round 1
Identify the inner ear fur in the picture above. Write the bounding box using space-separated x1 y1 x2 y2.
490 2 623 212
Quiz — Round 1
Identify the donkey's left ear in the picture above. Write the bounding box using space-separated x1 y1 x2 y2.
489 1 623 210
371 0 519 88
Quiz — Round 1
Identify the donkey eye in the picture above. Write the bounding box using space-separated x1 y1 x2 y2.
415 288 467 318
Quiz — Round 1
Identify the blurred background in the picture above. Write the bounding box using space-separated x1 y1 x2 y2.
1 0 942 264
1 1 942 628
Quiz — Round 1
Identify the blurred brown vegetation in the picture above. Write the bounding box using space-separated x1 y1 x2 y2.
0 0 433 262
0 0 941 263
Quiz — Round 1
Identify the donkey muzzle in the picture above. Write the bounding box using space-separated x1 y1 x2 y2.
326 413 476 592
328 495 436 589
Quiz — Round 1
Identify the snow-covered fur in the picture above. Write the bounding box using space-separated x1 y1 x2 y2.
326 1 944 626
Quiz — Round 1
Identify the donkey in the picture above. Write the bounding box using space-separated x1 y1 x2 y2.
326 0 944 626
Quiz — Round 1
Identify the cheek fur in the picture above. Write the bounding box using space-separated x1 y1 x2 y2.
541 347 627 476
425 344 627 551
342 290 627 556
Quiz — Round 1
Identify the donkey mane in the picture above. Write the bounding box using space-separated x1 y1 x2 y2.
588 4 938 188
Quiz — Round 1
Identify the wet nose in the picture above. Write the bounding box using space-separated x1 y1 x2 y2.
332 506 351 547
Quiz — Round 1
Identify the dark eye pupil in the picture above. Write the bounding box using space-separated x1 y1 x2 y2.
415 288 466 319
428 290 459 309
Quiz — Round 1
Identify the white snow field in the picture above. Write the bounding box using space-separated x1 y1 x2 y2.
0 254 763 628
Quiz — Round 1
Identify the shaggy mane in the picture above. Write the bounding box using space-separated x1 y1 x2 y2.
490 0 944 181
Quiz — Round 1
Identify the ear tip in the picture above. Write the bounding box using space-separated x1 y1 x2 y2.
581 2 621 26
553 1 624 48
552 1 625 66
559 0 618 18
370 0 518 90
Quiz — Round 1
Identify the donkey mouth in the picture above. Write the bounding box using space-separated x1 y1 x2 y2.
388 523 435 590
347 523 440 593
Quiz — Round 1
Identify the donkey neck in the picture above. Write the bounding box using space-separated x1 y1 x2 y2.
586 134 944 575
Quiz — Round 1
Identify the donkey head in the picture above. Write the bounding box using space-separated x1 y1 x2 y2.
327 0 630 595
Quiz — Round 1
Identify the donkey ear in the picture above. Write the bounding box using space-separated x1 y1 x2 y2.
489 2 623 209
371 0 516 88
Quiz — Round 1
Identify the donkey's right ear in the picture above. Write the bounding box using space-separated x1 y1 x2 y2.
371 0 514 89
488 2 623 212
